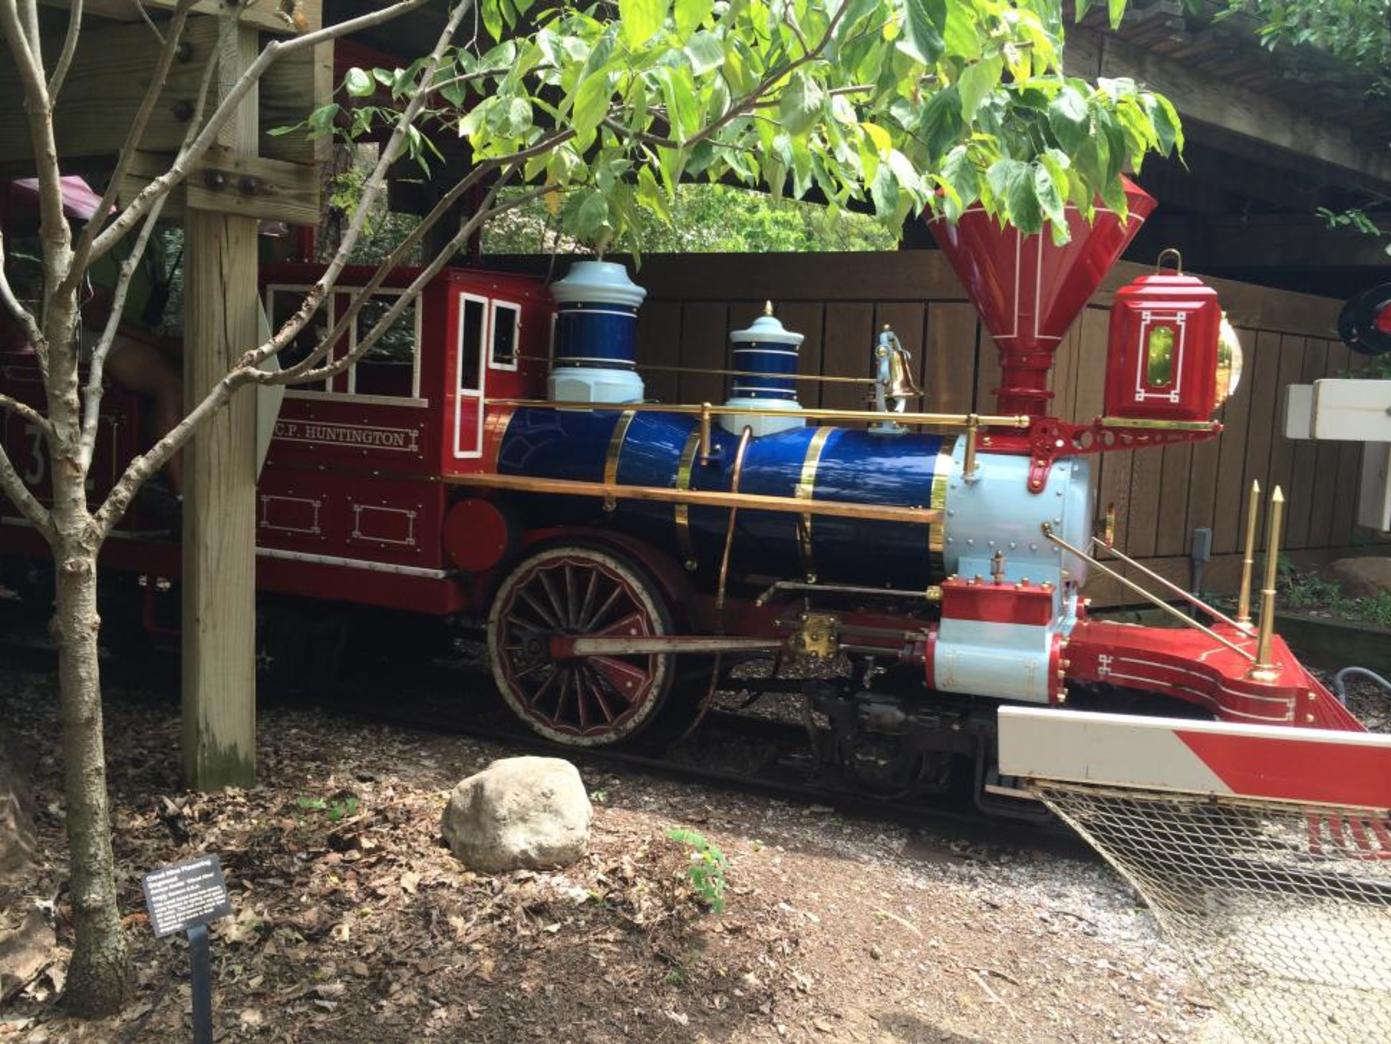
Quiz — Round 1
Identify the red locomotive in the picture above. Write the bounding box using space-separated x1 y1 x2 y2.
0 179 1369 813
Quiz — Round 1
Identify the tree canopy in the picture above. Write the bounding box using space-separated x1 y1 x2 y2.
322 0 1182 254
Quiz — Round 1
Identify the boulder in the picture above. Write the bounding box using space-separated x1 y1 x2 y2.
1320 557 1391 601
441 756 592 873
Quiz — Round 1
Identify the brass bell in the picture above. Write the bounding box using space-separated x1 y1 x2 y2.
883 330 924 400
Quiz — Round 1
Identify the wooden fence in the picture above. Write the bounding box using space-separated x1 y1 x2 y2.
496 250 1389 604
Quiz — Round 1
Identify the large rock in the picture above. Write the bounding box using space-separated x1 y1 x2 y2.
1320 557 1391 600
441 756 592 873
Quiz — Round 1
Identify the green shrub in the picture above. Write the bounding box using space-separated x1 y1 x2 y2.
667 827 729 914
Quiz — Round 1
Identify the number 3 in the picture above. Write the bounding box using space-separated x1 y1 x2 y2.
22 422 44 486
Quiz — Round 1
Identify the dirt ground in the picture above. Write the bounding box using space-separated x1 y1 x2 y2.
0 665 1232 1044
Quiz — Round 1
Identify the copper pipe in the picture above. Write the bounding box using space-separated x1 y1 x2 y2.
1236 479 1260 628
448 472 943 526
486 397 1032 431
1251 485 1285 677
1041 523 1256 662
716 427 753 614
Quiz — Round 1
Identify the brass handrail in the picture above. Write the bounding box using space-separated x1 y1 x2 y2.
1041 523 1257 663
1089 536 1253 635
449 471 943 526
516 354 880 385
484 397 1031 430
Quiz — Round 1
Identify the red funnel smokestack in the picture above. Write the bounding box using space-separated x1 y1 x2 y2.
928 177 1156 417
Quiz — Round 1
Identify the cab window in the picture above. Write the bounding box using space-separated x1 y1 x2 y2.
458 296 486 392
489 301 520 370
350 291 419 400
266 285 334 394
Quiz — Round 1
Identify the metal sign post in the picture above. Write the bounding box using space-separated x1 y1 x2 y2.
142 854 232 1043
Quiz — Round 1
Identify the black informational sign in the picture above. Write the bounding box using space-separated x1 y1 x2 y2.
141 855 232 939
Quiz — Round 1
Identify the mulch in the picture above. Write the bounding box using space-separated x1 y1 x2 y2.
0 665 1216 1043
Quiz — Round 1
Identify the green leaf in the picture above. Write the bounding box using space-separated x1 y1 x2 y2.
956 54 1001 123
674 0 713 37
571 70 612 144
902 0 947 65
939 143 979 219
686 31 725 76
344 67 374 98
919 85 963 160
778 72 824 136
987 157 1041 234
620 0 666 49
481 0 503 42
1047 86 1089 154
636 166 672 222
574 190 611 240
1108 0 1126 31
1034 161 1068 241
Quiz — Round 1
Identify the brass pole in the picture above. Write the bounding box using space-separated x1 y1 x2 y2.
963 414 980 482
485 397 1032 431
1040 524 1256 662
1250 486 1285 678
1236 479 1261 628
448 471 944 526
698 402 713 463
716 428 753 614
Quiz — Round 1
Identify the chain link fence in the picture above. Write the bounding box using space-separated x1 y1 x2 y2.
1031 782 1391 1044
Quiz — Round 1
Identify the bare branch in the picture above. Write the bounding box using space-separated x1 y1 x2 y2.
93 0 472 536
0 439 54 540
61 0 198 295
232 0 480 379
19 0 39 55
126 0 165 45
0 227 47 380
267 175 546 389
84 0 440 269
250 128 573 386
0 3 66 247
0 391 51 435
47 0 83 98
78 39 218 466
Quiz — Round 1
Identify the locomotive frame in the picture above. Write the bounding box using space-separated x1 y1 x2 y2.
0 181 1371 815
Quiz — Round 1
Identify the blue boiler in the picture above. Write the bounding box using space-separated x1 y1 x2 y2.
495 407 953 588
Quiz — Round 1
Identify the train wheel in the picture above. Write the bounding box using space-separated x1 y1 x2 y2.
487 544 678 747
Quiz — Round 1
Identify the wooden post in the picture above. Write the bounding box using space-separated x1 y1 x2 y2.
182 12 259 789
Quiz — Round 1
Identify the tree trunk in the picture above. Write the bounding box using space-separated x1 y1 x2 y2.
52 548 129 1016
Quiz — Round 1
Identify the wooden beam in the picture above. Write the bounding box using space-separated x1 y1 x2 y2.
0 14 327 167
36 0 317 35
1065 26 1391 194
182 15 260 791
0 19 219 164
120 148 321 224
1135 214 1391 271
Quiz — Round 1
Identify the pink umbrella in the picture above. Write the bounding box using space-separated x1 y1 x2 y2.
4 175 107 222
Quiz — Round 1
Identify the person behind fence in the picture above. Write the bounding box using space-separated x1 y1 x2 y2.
1 177 184 525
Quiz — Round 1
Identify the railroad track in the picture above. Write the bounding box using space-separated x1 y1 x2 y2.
0 602 1083 856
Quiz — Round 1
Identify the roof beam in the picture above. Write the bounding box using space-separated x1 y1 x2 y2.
35 0 317 35
1134 213 1391 270
1065 26 1391 195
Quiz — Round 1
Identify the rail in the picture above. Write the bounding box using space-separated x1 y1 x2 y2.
448 472 944 527
484 397 1030 471
1040 523 1258 663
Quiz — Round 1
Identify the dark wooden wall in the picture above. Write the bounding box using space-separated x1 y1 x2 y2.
494 250 1390 604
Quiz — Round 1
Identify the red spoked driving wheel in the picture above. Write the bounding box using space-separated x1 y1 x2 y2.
487 544 676 746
